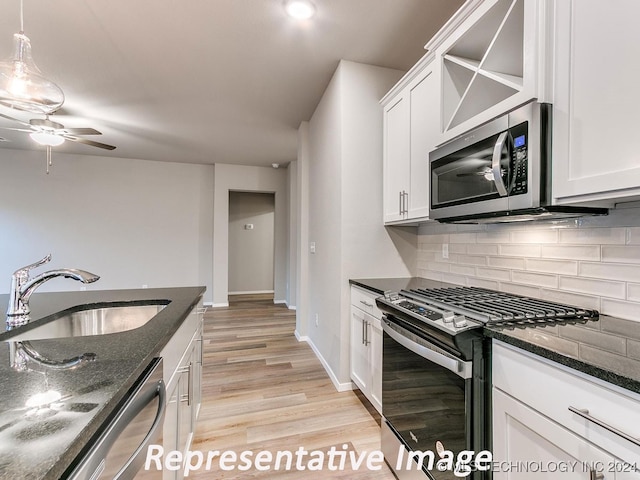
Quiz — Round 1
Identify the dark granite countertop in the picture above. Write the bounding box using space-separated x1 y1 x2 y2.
0 286 205 480
350 277 640 396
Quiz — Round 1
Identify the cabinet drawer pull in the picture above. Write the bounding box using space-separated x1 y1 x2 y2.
359 300 373 308
568 406 640 447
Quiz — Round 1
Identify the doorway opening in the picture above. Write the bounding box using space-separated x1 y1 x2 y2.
228 191 275 301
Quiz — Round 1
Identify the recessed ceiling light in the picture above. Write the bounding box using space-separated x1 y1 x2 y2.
285 0 316 20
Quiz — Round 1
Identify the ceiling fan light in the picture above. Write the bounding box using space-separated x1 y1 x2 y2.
285 0 316 19
29 131 64 147
0 33 64 115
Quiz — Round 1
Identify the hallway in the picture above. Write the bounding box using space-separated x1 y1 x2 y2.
190 295 394 478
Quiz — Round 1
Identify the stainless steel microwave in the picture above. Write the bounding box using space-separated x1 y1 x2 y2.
429 102 607 223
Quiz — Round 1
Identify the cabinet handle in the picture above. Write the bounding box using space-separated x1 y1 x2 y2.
362 318 366 345
403 191 409 214
178 363 192 406
568 406 640 447
359 300 373 308
399 191 403 216
364 321 370 346
590 470 604 480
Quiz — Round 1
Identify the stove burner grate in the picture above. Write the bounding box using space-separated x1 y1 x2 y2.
403 287 598 325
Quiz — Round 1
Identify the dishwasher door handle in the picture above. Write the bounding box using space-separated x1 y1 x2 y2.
114 380 166 479
68 358 166 480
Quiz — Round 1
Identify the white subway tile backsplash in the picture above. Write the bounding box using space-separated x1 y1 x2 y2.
512 271 558 288
416 219 640 321
558 228 626 245
488 256 526 270
502 283 541 298
510 229 558 244
526 258 579 276
449 232 476 244
601 299 640 322
601 246 640 264
500 244 541 257
467 244 499 255
540 289 601 311
425 262 451 273
450 264 477 277
420 270 444 282
419 234 450 245
626 227 640 245
456 255 488 266
476 231 510 244
579 262 640 283
628 283 640 302
476 267 511 282
440 273 467 286
449 244 467 254
541 245 601 261
467 277 500 290
559 277 625 299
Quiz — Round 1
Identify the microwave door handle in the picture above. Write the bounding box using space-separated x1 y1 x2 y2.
491 131 509 196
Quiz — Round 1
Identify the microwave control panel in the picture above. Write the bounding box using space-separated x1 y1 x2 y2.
509 121 528 196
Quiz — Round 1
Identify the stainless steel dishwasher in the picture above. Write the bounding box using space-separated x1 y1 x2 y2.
65 357 166 480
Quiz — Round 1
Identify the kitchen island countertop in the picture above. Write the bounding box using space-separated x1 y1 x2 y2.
0 286 205 480
350 277 640 396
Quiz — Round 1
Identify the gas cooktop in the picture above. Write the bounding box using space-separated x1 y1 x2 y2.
376 286 599 337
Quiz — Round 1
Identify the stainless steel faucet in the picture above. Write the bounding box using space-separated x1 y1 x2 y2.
6 254 100 327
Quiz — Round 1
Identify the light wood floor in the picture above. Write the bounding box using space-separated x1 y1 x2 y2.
190 296 395 478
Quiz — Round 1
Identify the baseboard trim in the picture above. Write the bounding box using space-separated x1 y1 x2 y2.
296 334 353 393
273 299 287 305
210 302 229 308
228 290 274 295
287 305 297 311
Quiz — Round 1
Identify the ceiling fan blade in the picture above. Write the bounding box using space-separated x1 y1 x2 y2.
0 127 33 133
59 127 102 136
63 135 116 150
0 112 31 127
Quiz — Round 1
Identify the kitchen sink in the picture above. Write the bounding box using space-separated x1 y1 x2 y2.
4 302 168 341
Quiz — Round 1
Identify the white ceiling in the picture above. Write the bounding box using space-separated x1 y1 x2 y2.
0 0 463 167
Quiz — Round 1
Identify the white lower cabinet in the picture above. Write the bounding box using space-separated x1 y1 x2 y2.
161 303 205 480
492 341 640 480
493 388 617 479
350 286 382 413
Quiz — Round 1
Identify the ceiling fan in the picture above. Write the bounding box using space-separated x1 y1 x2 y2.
0 111 115 150
0 111 116 173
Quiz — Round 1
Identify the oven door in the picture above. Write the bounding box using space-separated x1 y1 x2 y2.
381 316 472 480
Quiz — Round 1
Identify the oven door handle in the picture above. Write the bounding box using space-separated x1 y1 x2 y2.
382 319 472 379
491 131 509 197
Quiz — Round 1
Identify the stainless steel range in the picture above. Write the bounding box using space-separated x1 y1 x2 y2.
376 286 598 480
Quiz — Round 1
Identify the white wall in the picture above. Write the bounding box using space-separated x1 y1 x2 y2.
417 205 640 321
212 163 288 306
0 148 214 302
288 161 298 309
228 192 275 294
302 60 416 389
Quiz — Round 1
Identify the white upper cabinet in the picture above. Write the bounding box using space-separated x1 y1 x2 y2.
435 0 549 144
382 57 439 224
551 0 640 205
383 93 410 223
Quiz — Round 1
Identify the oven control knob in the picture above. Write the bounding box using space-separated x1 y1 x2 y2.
442 311 455 323
453 315 468 328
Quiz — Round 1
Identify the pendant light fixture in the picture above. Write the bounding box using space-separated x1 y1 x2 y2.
0 0 64 114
